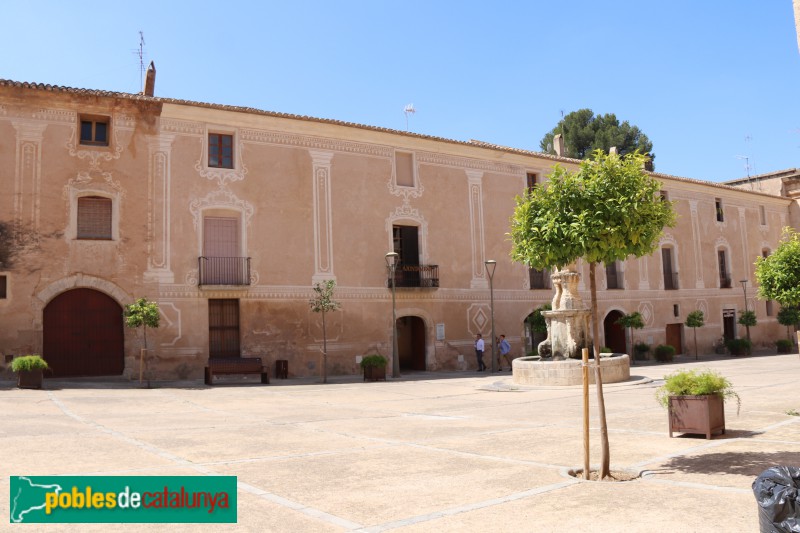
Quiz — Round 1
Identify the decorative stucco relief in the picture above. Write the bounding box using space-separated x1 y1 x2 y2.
194 151 248 187
467 170 487 289
467 303 491 336
160 118 205 136
310 150 335 283
65 124 124 172
12 120 46 233
158 302 182 346
242 129 393 158
416 152 523 176
189 188 254 231
689 200 705 288
638 302 654 327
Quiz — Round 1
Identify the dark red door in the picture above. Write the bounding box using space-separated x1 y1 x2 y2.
43 289 124 377
603 310 627 354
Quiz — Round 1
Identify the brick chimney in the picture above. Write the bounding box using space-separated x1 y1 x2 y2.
553 134 565 157
143 61 156 97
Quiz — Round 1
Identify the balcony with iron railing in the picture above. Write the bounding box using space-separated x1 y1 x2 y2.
664 272 679 290
387 264 439 288
719 275 732 289
199 257 251 286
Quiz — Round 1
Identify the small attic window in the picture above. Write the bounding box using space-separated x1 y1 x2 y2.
80 116 109 146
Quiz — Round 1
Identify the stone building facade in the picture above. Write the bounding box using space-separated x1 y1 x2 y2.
0 77 794 380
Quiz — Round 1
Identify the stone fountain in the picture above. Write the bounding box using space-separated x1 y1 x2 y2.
513 264 630 386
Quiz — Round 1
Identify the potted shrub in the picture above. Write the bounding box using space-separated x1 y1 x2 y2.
634 342 650 361
654 344 675 362
360 354 387 382
725 338 751 356
11 355 49 389
776 339 793 354
656 368 740 439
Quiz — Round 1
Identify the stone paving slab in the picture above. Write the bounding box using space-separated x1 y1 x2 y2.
0 353 798 531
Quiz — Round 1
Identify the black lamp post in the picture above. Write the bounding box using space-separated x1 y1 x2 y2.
386 252 400 378
484 260 497 373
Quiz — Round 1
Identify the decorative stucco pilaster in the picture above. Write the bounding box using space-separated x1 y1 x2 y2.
144 133 176 283
11 121 47 233
466 170 487 289
310 150 336 283
689 200 704 288
738 206 749 279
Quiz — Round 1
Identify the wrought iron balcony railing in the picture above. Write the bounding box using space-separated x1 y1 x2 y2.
387 264 439 288
719 275 732 289
199 257 251 286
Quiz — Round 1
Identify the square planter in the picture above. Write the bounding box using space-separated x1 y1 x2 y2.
668 394 725 439
363 365 386 382
17 369 44 389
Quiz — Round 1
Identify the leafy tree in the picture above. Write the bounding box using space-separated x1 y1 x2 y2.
539 109 655 169
124 298 161 384
684 310 705 360
309 280 341 384
756 227 800 306
777 306 800 342
526 303 551 353
737 310 757 343
510 150 676 479
615 312 644 364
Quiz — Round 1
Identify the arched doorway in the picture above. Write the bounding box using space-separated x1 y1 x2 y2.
603 310 627 354
397 316 426 371
43 288 124 377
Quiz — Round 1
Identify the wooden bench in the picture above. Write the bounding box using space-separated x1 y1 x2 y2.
204 357 269 385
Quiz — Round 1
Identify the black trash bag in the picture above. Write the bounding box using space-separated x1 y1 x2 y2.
752 466 800 533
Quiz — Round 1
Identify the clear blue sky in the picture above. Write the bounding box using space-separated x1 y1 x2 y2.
3 1 799 182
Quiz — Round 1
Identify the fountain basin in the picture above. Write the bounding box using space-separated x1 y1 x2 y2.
512 353 630 386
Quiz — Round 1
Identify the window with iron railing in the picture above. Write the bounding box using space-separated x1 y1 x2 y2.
387 264 439 288
199 257 251 286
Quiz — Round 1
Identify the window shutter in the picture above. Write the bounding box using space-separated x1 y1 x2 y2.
77 197 112 239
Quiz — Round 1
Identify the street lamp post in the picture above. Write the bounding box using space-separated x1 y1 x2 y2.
386 252 400 378
740 279 751 343
484 260 497 373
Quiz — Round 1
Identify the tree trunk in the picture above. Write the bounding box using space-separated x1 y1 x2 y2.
693 328 698 360
589 263 610 479
322 310 328 384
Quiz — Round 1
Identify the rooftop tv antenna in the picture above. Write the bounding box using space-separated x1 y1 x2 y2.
403 104 415 131
134 31 146 90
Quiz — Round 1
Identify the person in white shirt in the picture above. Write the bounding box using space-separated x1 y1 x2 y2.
475 333 486 371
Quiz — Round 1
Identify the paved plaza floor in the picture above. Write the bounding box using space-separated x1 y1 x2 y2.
1 352 799 532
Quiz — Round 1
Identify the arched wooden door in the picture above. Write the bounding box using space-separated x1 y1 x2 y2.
603 310 627 354
397 316 426 371
43 288 124 377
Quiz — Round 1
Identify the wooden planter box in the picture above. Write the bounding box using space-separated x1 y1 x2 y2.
17 369 44 389
363 365 386 382
668 394 725 439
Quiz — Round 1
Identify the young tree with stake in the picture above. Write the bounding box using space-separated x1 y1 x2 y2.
510 150 675 479
309 280 341 384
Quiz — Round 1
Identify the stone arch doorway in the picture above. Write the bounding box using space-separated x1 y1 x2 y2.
397 316 426 371
603 310 627 354
43 288 124 377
